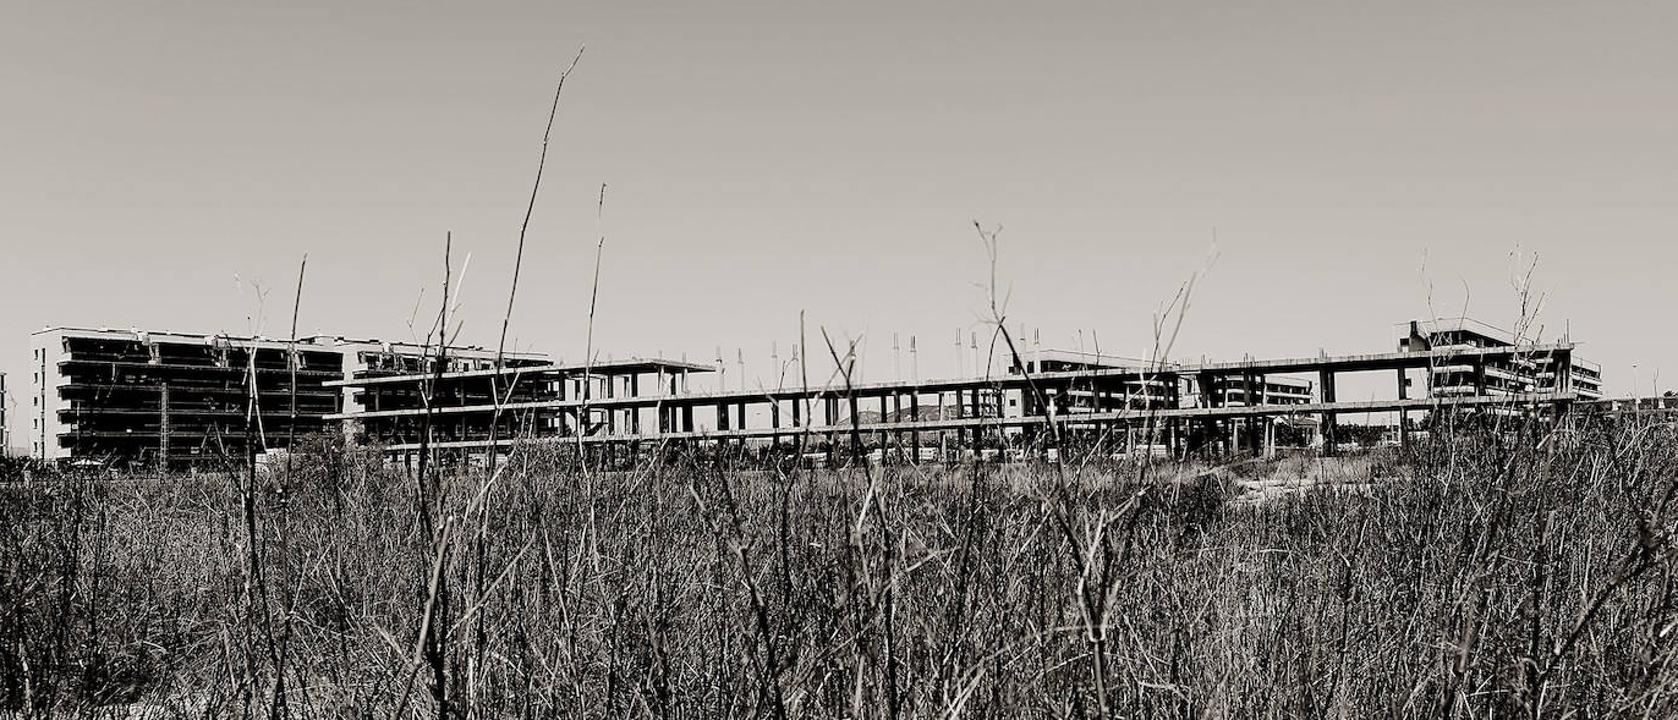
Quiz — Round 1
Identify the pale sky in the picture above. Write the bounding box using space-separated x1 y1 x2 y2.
4 1 1676 442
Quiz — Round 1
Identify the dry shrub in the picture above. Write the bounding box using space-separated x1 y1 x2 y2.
2 415 1677 718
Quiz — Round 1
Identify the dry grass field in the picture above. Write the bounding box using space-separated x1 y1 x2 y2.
4 416 1678 718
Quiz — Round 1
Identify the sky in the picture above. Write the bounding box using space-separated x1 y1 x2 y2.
3 1 1677 444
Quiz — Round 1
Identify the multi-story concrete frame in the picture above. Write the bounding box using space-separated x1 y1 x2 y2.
30 327 545 468
998 349 1182 451
1202 375 1313 407
1008 349 1180 412
1399 318 1603 401
32 327 345 467
335 338 554 446
1192 373 1317 452
342 356 710 462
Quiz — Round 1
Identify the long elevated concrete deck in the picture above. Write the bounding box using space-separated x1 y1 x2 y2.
371 391 1577 452
328 343 1575 420
336 342 1583 457
329 356 716 388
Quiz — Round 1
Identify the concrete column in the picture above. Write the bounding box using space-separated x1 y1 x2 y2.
770 400 781 446
879 394 890 456
1556 349 1573 394
909 393 921 461
630 374 641 435
952 390 965 451
737 402 747 439
1021 384 1038 447
1319 369 1338 456
847 393 862 459
824 396 837 461
1396 368 1409 450
158 380 171 470
604 374 616 435
1197 371 1219 457
1554 348 1575 430
556 374 568 438
893 392 904 461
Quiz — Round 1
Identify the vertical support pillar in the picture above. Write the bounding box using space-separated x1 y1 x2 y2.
604 374 616 436
771 399 782 447
909 393 921 462
630 374 641 435
1556 349 1573 395
159 380 171 471
1320 369 1338 456
737 402 748 453
558 374 570 436
1197 371 1218 457
580 375 592 434
892 392 904 462
1554 347 1574 434
1021 383 1038 448
1396 367 1409 451
824 396 838 465
847 392 862 461
878 394 890 459
953 389 966 453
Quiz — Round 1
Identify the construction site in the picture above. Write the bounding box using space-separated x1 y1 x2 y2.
23 327 545 468
16 316 1613 470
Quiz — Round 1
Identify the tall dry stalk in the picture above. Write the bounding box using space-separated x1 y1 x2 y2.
397 232 454 718
471 48 584 710
489 45 586 474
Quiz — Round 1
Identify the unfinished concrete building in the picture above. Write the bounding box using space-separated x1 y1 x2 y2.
1014 349 1318 453
1399 318 1603 401
22 317 1605 468
29 327 544 468
338 356 711 463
